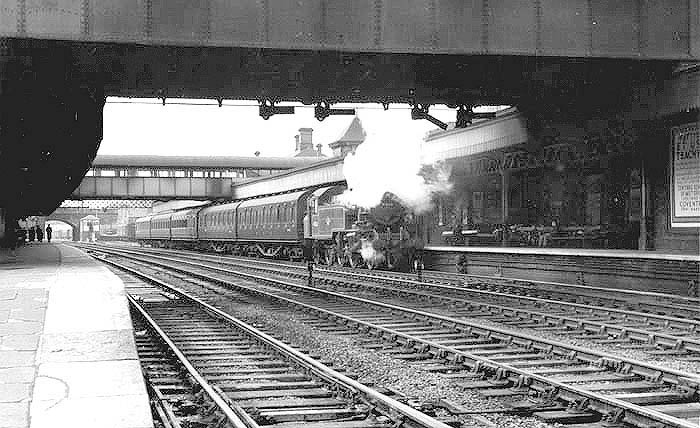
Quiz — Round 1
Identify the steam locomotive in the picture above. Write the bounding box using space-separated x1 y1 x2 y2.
135 185 423 271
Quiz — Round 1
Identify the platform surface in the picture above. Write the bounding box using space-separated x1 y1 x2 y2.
0 243 152 428
425 245 700 262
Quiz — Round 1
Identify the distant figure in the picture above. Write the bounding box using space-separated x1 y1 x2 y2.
88 222 94 242
28 227 35 242
45 224 52 242
36 225 43 242
302 239 314 286
539 220 558 247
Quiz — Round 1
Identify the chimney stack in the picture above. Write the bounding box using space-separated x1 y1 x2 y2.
298 128 313 150
294 128 325 157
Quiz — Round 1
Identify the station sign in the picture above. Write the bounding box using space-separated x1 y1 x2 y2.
670 123 700 228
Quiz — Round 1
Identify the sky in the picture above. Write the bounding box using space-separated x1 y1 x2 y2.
99 98 458 158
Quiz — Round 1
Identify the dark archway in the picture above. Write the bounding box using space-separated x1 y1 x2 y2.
45 218 79 241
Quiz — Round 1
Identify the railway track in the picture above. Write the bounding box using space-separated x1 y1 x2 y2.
93 244 700 357
123 257 456 428
101 243 700 319
80 243 700 428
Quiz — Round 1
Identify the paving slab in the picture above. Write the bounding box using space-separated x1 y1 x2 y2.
0 243 153 428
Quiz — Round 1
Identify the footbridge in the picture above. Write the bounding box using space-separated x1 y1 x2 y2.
70 155 318 200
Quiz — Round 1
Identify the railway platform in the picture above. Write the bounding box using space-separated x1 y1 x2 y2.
426 246 700 296
0 243 152 428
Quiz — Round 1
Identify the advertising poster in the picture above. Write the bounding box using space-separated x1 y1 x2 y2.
670 123 700 227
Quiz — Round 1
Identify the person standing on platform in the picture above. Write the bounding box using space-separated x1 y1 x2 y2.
28 226 35 242
45 224 52 242
36 225 43 242
303 239 314 286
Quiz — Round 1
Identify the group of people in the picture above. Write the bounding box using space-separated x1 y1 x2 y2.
23 224 53 243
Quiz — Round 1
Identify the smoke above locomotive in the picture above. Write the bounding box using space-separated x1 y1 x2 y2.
338 132 453 213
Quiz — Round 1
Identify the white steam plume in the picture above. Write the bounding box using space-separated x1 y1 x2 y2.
360 240 384 267
338 132 452 213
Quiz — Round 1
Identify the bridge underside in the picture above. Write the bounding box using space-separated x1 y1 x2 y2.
1 0 697 60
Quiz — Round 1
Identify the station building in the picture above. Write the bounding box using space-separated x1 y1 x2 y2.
422 68 699 255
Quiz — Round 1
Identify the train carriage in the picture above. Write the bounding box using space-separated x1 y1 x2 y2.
197 202 241 252
135 215 152 242
149 212 172 245
237 190 312 258
171 207 200 248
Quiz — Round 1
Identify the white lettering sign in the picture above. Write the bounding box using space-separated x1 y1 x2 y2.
671 123 700 227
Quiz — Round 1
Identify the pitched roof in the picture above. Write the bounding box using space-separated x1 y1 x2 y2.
329 116 366 147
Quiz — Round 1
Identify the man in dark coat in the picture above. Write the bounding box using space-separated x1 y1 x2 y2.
45 224 53 242
303 239 314 286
